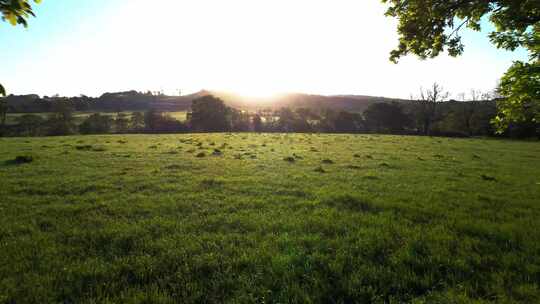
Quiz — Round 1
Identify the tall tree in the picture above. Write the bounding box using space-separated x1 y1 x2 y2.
130 112 144 131
382 0 539 133
190 95 231 132
415 83 449 135
0 97 7 134
115 112 129 133
492 61 540 133
252 114 263 132
364 102 410 133
79 113 112 135
46 102 75 135
457 90 481 136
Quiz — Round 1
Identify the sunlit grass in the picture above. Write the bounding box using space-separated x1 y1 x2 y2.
1 134 539 303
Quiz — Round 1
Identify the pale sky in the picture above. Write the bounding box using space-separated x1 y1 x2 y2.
0 0 530 99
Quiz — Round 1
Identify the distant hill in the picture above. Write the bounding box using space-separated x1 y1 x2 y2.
5 90 410 113
199 91 409 112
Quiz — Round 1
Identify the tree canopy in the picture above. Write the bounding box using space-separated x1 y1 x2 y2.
1 0 41 27
1 0 41 98
492 60 540 131
382 0 539 134
382 0 540 62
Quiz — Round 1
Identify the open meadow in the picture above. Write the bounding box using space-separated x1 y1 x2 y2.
1 134 540 303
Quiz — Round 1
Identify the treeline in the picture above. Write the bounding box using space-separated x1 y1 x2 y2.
2 90 192 113
2 94 538 138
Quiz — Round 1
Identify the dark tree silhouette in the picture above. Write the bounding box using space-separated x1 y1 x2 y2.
364 102 411 133
131 112 144 131
190 95 231 132
45 102 76 135
414 83 448 135
79 113 113 134
115 112 130 133
334 111 364 133
252 114 263 132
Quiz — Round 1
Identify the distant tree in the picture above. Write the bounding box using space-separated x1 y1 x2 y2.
131 111 144 131
144 109 162 132
79 113 112 134
0 98 7 134
317 108 338 133
296 108 320 121
454 90 482 136
252 114 263 132
364 102 411 133
414 83 449 135
190 95 231 132
45 102 76 135
158 114 188 133
231 109 250 132
115 112 129 133
334 111 364 133
141 109 187 133
275 108 312 132
16 114 44 136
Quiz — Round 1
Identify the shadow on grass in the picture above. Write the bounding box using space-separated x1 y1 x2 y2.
3 155 33 166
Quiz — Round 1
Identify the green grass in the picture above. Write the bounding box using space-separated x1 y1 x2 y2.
1 134 539 303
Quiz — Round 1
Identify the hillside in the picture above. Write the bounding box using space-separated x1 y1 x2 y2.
4 90 409 113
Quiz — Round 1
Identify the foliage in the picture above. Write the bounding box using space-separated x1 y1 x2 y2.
130 111 144 131
381 0 540 62
1 0 41 98
16 113 44 136
114 112 130 133
381 0 539 133
414 83 449 135
334 111 365 133
493 61 540 134
1 134 539 302
79 113 113 134
252 114 263 132
45 102 76 136
364 102 411 132
0 0 41 27
190 96 232 132
1 93 535 138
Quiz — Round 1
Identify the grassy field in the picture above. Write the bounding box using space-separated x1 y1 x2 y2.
1 134 539 303
5 111 188 125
